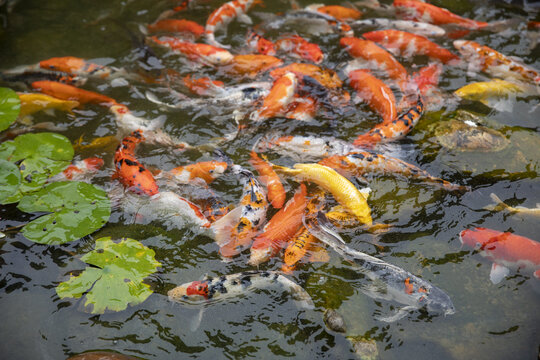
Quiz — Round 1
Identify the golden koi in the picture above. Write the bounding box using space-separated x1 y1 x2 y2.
484 193 540 216
18 93 79 117
454 79 529 106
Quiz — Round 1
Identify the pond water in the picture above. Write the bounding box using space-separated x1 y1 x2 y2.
0 0 539 359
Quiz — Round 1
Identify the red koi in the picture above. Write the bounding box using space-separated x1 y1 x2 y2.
249 183 307 265
347 69 397 123
113 130 159 196
250 72 297 122
31 81 119 107
393 0 488 30
147 19 205 38
363 29 460 64
149 36 233 65
275 35 324 63
249 151 286 209
459 227 540 283
246 29 276 55
183 74 224 96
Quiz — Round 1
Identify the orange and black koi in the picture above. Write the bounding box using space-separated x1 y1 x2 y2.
113 130 159 196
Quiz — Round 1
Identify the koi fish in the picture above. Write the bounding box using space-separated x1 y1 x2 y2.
37 56 118 79
454 79 532 110
249 72 298 122
162 160 228 185
205 0 261 48
346 68 397 123
246 29 276 55
270 63 342 89
283 95 318 122
168 270 314 309
318 151 469 192
182 74 225 96
249 183 307 265
340 37 408 88
249 151 286 208
454 40 540 85
363 29 460 64
459 227 540 283
218 165 268 257
48 157 104 182
274 163 372 225
224 54 283 76
72 135 119 152
305 4 363 22
484 193 540 217
305 212 455 322
393 0 488 30
261 8 353 37
31 81 119 106
113 129 159 196
353 96 424 148
275 35 324 63
147 19 205 39
254 132 359 162
17 93 79 117
149 36 233 65
352 18 445 37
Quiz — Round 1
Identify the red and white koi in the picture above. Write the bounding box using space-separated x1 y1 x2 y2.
149 36 233 66
161 160 228 185
453 40 540 85
167 270 314 309
48 157 104 182
182 74 225 96
249 72 298 122
363 29 460 64
205 0 261 48
246 29 276 56
393 0 488 30
459 227 540 283
352 18 445 37
275 35 324 64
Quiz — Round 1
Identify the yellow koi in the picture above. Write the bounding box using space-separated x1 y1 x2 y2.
72 135 119 152
454 79 528 104
18 93 79 117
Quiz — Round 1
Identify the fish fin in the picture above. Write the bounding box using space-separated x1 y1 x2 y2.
272 164 300 176
484 193 510 212
145 90 186 109
189 308 205 331
237 14 253 25
304 212 347 246
210 206 243 247
375 306 417 323
490 263 510 284
307 246 330 263
138 23 149 36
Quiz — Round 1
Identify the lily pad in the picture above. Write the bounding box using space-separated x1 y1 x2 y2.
56 237 161 314
17 181 111 245
0 159 21 203
0 87 20 132
0 132 73 203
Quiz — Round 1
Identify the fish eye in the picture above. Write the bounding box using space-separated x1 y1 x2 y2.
475 242 481 249
209 170 214 173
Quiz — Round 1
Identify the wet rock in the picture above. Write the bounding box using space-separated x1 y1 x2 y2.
324 309 347 333
348 336 379 360
67 351 143 360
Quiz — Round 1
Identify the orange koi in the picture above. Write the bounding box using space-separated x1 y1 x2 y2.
249 151 286 209
49 157 104 182
166 160 228 184
347 69 397 124
353 96 424 148
205 0 262 48
249 183 307 265
246 29 276 55
284 95 317 122
224 54 283 76
38 56 113 78
307 5 362 22
147 19 205 38
31 81 119 107
340 37 407 88
183 75 225 96
113 130 159 196
250 72 297 122
528 21 540 30
270 63 342 89
363 29 460 64
149 36 233 65
393 0 488 30
454 40 540 85
275 35 324 63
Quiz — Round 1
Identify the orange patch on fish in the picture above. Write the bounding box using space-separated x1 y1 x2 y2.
249 151 286 209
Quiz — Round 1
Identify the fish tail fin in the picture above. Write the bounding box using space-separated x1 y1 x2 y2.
210 206 242 247
485 18 522 32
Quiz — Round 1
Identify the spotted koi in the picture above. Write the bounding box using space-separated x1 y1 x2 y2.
249 72 297 122
363 29 460 64
353 96 424 148
246 29 276 55
275 35 324 64
147 19 205 39
113 129 159 196
149 36 233 66
249 151 286 209
31 81 119 107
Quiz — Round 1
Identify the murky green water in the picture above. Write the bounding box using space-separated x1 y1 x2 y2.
1 0 539 359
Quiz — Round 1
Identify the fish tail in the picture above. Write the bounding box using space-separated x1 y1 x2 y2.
210 206 243 247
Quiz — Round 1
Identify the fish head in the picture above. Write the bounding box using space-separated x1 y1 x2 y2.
459 227 491 250
423 286 456 317
248 246 273 266
205 50 234 66
453 40 477 58
168 281 209 302
82 157 105 170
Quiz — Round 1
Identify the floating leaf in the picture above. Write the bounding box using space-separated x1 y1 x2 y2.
17 181 111 245
0 87 20 132
0 132 73 202
56 237 161 314
0 159 21 203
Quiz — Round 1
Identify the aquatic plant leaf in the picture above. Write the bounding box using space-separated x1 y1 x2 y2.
17 181 111 245
0 159 21 203
0 132 74 202
0 87 20 132
56 237 161 314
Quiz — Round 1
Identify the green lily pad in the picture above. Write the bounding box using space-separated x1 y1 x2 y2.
56 237 161 314
0 87 20 132
0 159 21 203
17 181 111 245
0 132 74 203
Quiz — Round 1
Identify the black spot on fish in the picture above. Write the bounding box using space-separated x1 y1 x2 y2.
366 156 373 162
350 153 365 160
138 166 146 173
124 159 138 166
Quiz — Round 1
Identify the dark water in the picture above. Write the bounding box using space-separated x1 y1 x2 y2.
0 0 539 359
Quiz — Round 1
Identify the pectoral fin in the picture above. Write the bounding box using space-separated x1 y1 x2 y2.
490 263 510 284
375 306 417 323
237 14 253 25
